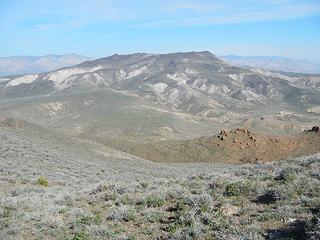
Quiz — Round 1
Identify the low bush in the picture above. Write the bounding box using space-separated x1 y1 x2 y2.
107 206 136 222
37 176 48 186
224 181 254 197
146 193 165 207
72 230 90 240
275 168 298 182
255 190 282 204
305 213 320 240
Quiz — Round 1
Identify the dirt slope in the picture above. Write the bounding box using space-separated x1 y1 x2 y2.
101 127 320 163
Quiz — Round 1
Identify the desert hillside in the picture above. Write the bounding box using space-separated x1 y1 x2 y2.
1 52 320 240
2 0 320 239
100 127 320 164
0 121 320 239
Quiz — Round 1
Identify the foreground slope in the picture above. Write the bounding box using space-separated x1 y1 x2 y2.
0 118 185 185
0 121 320 239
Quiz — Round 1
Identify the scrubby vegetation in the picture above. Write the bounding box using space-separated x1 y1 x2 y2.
37 176 49 186
1 154 320 239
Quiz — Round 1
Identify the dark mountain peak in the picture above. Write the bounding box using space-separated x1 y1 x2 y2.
155 51 225 64
155 51 216 58
78 51 220 69
78 52 152 68
109 52 150 59
197 50 215 56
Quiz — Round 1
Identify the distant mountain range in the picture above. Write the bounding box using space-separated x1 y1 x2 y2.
0 54 90 77
1 53 319 77
1 51 320 115
221 55 320 74
1 51 320 140
0 51 306 114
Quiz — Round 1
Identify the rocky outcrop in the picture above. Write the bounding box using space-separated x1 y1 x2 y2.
0 118 25 128
305 126 320 134
103 128 320 164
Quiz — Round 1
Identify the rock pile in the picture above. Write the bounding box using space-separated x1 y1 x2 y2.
217 128 257 143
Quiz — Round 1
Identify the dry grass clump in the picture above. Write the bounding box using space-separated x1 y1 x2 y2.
37 176 49 186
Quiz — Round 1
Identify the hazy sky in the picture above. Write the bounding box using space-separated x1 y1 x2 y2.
1 0 320 62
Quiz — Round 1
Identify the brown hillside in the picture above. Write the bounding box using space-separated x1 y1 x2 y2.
101 127 320 164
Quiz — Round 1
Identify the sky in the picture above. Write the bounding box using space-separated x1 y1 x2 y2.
0 0 320 62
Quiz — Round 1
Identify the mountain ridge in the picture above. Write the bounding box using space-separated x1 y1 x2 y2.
0 51 318 111
0 51 320 141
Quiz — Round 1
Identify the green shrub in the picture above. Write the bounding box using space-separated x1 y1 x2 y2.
140 182 148 189
104 190 117 201
275 168 298 182
305 213 320 239
225 181 254 197
146 194 165 207
143 209 165 223
123 207 136 221
75 216 93 227
176 199 189 213
190 193 212 212
107 206 136 222
93 212 102 224
72 230 90 240
176 225 202 240
258 207 280 222
37 176 48 186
